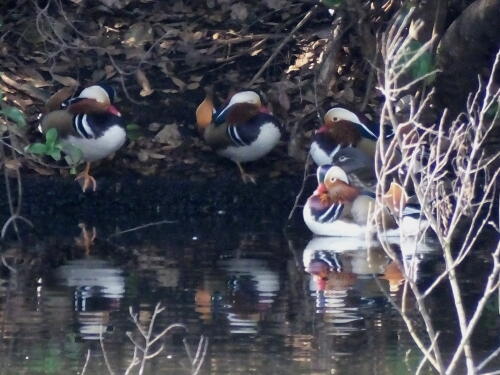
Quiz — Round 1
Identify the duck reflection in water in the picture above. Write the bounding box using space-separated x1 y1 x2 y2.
302 237 405 335
195 248 280 335
56 256 125 340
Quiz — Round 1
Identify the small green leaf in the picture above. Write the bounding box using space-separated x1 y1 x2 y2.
48 149 61 161
62 144 83 166
321 0 342 8
26 143 48 155
45 128 58 146
1 106 27 127
126 123 142 140
400 40 436 83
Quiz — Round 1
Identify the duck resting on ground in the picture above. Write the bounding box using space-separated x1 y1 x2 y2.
330 147 377 192
40 83 126 192
310 107 392 166
196 89 282 183
303 164 398 237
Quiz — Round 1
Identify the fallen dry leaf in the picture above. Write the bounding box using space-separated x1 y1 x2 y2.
52 75 79 87
135 69 154 97
4 159 22 170
154 124 182 147
124 22 153 47
45 86 76 112
231 3 248 21
170 76 186 90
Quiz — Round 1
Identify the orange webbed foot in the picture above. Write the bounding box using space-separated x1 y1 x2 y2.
75 223 97 255
74 162 97 192
236 162 257 184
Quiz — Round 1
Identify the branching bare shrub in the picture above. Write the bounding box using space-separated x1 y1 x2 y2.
0 105 33 241
98 303 208 375
371 9 499 375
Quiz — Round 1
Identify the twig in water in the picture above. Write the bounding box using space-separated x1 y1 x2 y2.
287 154 313 222
99 328 116 375
191 335 209 375
1 256 17 274
81 349 91 375
107 219 177 240
1 215 33 240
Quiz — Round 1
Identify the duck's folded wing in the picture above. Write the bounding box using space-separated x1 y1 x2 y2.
225 117 262 147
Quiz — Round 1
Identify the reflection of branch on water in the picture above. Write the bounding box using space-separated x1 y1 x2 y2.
107 220 178 240
286 154 313 223
95 302 208 375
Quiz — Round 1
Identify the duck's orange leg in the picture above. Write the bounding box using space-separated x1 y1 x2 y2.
236 162 256 184
75 162 97 192
76 223 97 255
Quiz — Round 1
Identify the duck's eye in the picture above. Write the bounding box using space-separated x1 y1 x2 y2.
332 116 339 121
330 177 337 183
338 156 348 162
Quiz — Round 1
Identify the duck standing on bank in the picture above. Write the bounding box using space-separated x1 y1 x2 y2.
40 83 126 192
310 107 389 166
303 164 398 237
196 89 282 183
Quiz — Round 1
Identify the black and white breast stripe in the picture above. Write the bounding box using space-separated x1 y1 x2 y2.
310 251 343 272
328 144 342 159
319 203 344 223
227 125 249 146
312 202 344 223
73 114 95 139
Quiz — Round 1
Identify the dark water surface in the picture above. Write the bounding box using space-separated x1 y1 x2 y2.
0 220 497 374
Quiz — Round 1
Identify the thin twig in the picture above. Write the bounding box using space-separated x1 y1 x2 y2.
248 5 318 86
107 220 177 239
81 349 91 375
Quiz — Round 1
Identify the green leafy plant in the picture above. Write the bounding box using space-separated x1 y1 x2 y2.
26 128 62 160
321 0 343 8
400 39 436 83
26 128 83 166
0 90 26 128
126 123 142 140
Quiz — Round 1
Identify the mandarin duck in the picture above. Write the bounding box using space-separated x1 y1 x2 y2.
310 107 390 166
40 83 126 192
302 237 397 291
330 147 377 192
303 164 398 237
196 90 282 183
383 182 431 237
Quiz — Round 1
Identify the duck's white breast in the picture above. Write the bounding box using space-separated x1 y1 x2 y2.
65 125 126 162
219 122 281 163
310 141 339 166
401 216 429 237
303 199 367 237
